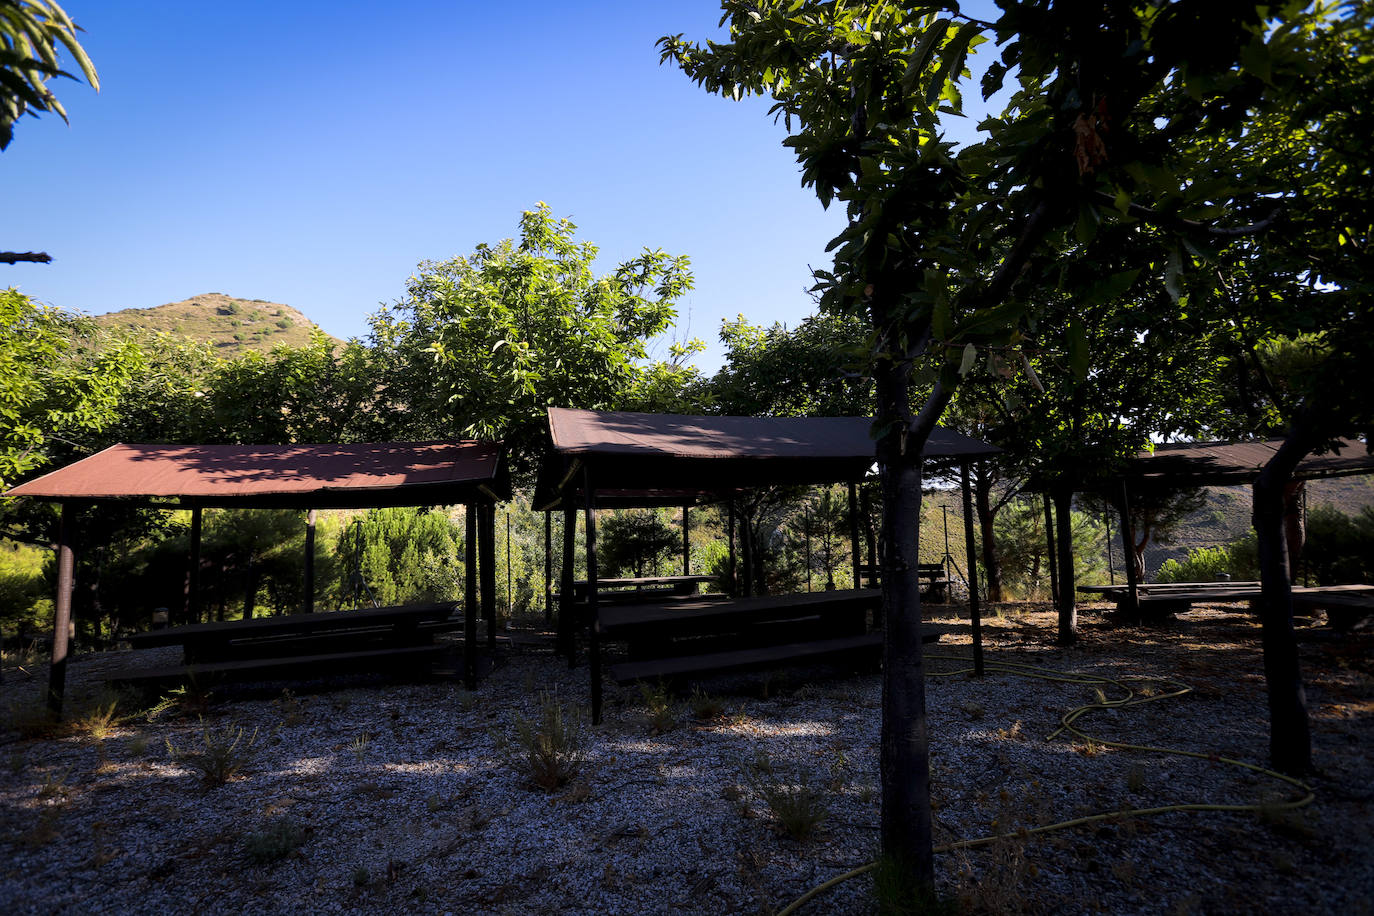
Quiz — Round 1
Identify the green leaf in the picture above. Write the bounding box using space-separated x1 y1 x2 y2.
958 342 977 376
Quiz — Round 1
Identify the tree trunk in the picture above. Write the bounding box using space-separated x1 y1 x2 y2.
1253 421 1315 775
1054 487 1077 645
1283 480 1306 582
973 467 1003 602
875 361 940 892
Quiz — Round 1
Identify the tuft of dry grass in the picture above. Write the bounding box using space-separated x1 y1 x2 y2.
508 692 586 792
165 719 260 786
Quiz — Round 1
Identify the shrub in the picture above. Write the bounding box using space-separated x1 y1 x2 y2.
640 681 677 734
509 692 585 791
689 685 724 720
750 769 829 841
243 818 308 864
166 719 260 786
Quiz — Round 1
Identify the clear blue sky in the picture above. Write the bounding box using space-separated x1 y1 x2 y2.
5 1 993 372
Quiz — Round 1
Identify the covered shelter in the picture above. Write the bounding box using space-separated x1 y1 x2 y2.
4 440 510 712
540 408 1000 721
1108 437 1374 611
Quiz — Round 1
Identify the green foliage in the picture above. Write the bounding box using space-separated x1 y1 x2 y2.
639 680 677 735
0 0 99 150
1156 545 1241 585
710 312 872 417
242 818 308 865
1304 506 1374 585
508 692 586 792
746 766 829 841
600 509 680 579
165 719 260 786
331 507 461 608
0 289 142 491
0 539 47 632
991 497 1108 598
368 203 699 479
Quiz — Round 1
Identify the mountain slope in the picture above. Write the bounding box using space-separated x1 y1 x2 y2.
92 292 345 357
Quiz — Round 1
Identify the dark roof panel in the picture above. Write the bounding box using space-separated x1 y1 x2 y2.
4 441 506 508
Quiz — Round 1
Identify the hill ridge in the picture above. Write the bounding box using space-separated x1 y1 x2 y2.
92 292 345 357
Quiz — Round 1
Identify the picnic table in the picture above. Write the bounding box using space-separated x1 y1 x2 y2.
567 574 716 602
122 602 459 666
1078 581 1374 621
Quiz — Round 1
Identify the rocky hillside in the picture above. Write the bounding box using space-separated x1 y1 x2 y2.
92 292 344 357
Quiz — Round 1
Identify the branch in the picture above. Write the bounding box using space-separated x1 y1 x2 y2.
1096 194 1284 238
1 251 52 265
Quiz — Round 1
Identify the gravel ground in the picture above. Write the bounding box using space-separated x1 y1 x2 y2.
2 603 1370 915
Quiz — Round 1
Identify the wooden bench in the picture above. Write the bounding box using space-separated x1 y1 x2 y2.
111 644 449 691
609 633 885 683
124 603 459 664
857 563 949 601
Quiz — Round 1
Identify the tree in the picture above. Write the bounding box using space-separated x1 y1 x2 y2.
599 509 680 578
0 289 141 492
664 0 1326 887
709 311 873 417
2 0 98 265
368 204 698 480
0 0 96 149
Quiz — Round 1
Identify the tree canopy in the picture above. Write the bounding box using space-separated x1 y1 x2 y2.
367 203 699 479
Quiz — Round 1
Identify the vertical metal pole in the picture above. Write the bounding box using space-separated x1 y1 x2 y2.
506 511 512 617
1120 481 1139 615
1105 509 1116 586
804 504 812 593
47 502 77 715
584 466 602 725
1044 493 1060 604
961 463 985 676
544 510 553 624
186 506 202 623
682 504 690 576
727 502 737 596
304 509 317 614
560 505 577 665
942 505 951 580
464 502 478 689
480 502 496 649
848 481 861 591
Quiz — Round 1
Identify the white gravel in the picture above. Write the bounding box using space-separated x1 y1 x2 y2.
2 604 1370 915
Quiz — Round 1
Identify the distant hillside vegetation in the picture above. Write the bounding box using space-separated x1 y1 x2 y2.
92 292 345 357
1142 476 1374 576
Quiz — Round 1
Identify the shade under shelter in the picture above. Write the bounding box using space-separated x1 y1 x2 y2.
543 408 1000 721
4 440 510 712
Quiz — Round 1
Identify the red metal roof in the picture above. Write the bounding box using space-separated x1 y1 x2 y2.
548 409 999 461
1132 438 1374 486
4 441 505 508
542 408 998 498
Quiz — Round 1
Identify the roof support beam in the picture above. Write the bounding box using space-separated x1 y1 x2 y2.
47 502 76 716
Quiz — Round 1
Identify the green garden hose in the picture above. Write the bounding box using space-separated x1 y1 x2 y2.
776 652 1314 916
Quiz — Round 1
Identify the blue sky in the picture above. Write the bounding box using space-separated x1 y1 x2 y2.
5 1 994 372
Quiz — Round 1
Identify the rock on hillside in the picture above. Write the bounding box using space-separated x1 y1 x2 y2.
92 292 344 357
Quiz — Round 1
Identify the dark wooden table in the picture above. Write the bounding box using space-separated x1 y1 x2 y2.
124 602 459 664
596 588 879 639
568 574 717 602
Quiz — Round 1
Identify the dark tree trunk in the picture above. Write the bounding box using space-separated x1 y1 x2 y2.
1253 420 1315 775
1283 480 1306 581
973 466 1003 602
874 360 941 892
1044 495 1060 604
1053 487 1077 644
